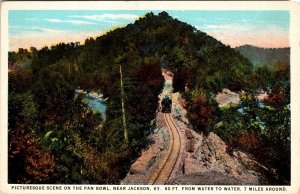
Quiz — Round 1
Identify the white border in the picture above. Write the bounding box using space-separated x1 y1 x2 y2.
0 1 297 10
1 1 300 194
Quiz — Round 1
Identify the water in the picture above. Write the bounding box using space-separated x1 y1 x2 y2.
83 94 107 115
75 90 107 119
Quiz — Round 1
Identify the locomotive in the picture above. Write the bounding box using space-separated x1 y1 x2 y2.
161 95 172 113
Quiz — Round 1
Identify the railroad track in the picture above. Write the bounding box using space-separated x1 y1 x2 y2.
148 113 181 184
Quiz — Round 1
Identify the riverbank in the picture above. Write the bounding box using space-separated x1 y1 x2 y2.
75 89 107 118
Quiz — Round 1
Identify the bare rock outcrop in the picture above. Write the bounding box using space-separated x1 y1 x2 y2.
169 91 267 185
121 112 170 184
181 132 263 184
123 69 268 185
122 69 174 185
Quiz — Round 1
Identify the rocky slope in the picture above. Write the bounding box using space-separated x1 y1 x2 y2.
122 69 268 185
122 69 178 184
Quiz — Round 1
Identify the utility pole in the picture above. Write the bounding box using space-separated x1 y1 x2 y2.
119 64 128 144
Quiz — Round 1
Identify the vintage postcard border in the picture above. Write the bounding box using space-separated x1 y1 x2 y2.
1 1 300 194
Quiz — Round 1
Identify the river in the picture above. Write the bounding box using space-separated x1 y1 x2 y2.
75 90 107 119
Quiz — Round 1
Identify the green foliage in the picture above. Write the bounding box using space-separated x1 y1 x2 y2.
166 16 290 184
235 45 290 68
185 88 220 134
8 11 290 185
9 48 32 69
44 131 53 139
9 12 170 184
213 82 290 183
8 91 38 131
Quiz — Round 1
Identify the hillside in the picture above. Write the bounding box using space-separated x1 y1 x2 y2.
235 44 290 68
8 12 290 184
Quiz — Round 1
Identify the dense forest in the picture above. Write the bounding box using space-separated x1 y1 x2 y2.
235 44 290 69
172 39 290 184
8 12 290 184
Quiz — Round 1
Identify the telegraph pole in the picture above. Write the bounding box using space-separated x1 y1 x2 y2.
119 64 128 144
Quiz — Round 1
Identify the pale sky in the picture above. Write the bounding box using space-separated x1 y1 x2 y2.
9 10 290 51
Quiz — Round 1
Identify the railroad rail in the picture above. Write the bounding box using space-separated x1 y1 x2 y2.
148 113 181 184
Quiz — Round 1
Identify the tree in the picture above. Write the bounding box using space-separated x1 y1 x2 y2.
187 89 217 133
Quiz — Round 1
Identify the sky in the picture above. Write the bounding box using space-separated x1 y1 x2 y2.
8 10 290 51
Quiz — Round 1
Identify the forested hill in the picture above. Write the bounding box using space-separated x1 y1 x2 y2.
10 11 252 94
8 12 290 184
235 44 290 69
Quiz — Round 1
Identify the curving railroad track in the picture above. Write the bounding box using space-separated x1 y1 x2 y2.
148 113 182 184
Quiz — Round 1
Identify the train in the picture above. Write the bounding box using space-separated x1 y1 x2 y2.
161 95 172 113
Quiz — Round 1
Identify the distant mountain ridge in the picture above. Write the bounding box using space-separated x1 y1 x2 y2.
235 44 290 68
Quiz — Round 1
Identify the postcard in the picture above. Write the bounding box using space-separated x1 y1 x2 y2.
1 1 300 194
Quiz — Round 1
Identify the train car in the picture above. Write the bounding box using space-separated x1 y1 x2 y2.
161 96 172 113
